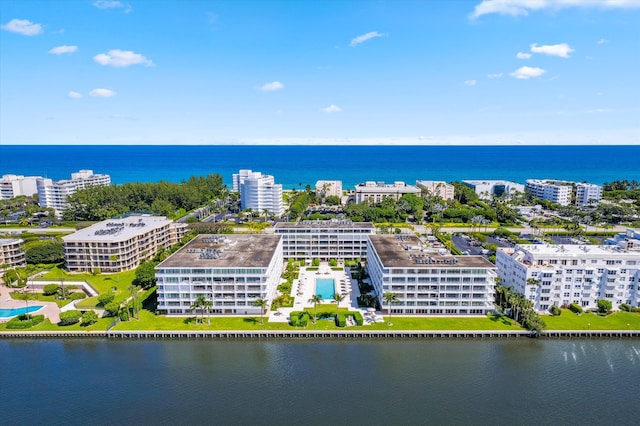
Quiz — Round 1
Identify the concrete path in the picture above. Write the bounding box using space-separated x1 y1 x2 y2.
0 284 61 324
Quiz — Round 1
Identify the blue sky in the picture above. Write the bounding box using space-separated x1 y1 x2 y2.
1 0 639 145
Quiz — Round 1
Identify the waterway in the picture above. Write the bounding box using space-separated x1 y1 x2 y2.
1 339 639 425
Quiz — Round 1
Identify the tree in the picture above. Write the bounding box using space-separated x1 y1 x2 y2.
333 293 345 316
203 298 213 325
254 298 268 326
59 310 82 326
81 310 99 326
43 284 60 296
25 242 65 264
14 289 35 320
308 294 323 323
128 285 141 319
383 292 399 326
190 295 207 325
597 299 612 314
97 292 115 306
104 302 120 317
133 261 159 289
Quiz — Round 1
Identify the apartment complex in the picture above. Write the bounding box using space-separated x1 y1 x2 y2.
367 235 497 315
37 170 111 217
606 229 640 251
462 180 525 200
576 183 603 207
0 238 26 268
232 169 284 216
496 244 640 312
274 219 375 261
62 215 188 273
0 174 40 200
354 181 420 204
525 179 602 207
315 180 343 198
156 234 283 315
415 180 454 201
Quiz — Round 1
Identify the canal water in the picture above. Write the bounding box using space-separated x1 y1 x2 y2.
1 339 639 425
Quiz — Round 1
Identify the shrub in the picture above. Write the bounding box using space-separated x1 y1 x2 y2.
329 259 338 267
352 311 364 326
97 292 115 306
81 310 99 326
119 309 129 321
312 258 320 266
336 312 346 327
290 311 309 327
104 302 120 317
5 314 45 329
69 292 86 300
569 303 583 314
59 310 82 326
549 305 561 316
597 299 612 314
619 304 631 312
43 284 60 296
631 307 640 313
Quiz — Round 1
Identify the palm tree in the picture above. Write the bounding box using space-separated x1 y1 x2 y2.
333 293 345 317
383 292 399 326
203 298 213 325
308 294 323 323
254 298 268 326
16 288 35 320
190 295 206 325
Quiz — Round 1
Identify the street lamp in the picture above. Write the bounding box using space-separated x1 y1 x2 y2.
587 322 590 330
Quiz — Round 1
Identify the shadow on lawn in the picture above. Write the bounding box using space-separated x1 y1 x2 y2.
243 317 260 325
488 314 515 326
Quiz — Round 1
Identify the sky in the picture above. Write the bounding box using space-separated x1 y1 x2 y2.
1 0 639 145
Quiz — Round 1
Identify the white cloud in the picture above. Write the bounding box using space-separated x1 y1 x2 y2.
470 0 640 19
258 81 284 92
1 19 43 36
93 49 153 67
67 91 82 99
487 72 503 78
349 31 385 47
464 80 477 87
49 45 78 55
89 88 116 97
322 105 342 113
93 0 131 12
597 38 608 45
530 43 574 58
510 66 546 79
516 52 532 59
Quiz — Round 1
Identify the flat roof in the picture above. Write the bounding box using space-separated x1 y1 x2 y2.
157 234 282 269
62 215 171 242
274 220 375 230
369 235 495 269
502 244 636 257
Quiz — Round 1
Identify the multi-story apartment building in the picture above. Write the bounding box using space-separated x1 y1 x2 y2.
274 219 375 261
62 215 188 273
606 229 640 252
37 170 111 217
415 180 455 201
367 235 497 315
232 169 284 216
575 183 603 207
315 180 343 198
354 181 420 204
155 234 283 315
0 174 40 200
497 244 640 312
0 238 26 268
462 180 525 200
524 179 573 206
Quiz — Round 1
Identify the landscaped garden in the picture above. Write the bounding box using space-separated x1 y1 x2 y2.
543 310 640 330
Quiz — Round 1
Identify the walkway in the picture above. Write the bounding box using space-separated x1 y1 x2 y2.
0 284 62 324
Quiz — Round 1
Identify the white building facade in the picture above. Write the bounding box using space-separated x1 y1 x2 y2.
525 179 573 206
0 238 26 268
233 169 284 216
367 235 497 315
415 180 455 201
274 220 375 261
462 180 525 200
315 180 343 198
0 174 41 200
354 181 420 204
575 183 603 207
497 244 640 312
37 170 111 217
156 234 283 315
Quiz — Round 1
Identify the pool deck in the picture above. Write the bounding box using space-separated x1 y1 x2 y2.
0 284 62 324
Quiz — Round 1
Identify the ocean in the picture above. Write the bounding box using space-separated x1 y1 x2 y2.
1 145 638 188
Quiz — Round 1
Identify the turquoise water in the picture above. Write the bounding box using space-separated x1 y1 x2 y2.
315 279 335 300
0 306 44 319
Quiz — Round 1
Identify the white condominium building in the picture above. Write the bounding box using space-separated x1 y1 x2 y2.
37 169 111 217
232 169 284 216
524 179 572 206
274 219 375 261
156 234 283 315
0 238 26 268
606 229 640 252
0 174 41 200
575 183 603 207
315 180 343 198
354 181 420 204
415 180 455 201
496 244 640 312
367 235 497 315
62 215 188 273
462 180 525 200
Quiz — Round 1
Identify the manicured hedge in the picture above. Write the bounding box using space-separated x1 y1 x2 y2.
336 312 346 327
69 292 86 300
351 311 364 325
290 311 309 327
569 303 583 314
5 314 45 329
549 305 561 316
59 310 82 325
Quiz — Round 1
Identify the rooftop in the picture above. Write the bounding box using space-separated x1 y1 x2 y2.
500 244 638 261
274 220 375 230
157 234 282 269
62 215 172 242
368 235 495 269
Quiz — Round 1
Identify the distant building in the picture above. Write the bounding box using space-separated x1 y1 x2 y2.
232 169 284 216
37 170 111 217
367 235 497 315
497 244 640 312
274 219 375 261
0 174 41 200
354 181 420 204
575 183 603 207
462 180 524 200
606 229 640 252
155 234 283 315
415 180 454 201
524 179 573 206
62 215 188 273
315 180 343 198
0 238 26 268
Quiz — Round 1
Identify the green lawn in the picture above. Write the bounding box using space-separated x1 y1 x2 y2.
543 310 640 330
0 317 114 332
9 292 77 308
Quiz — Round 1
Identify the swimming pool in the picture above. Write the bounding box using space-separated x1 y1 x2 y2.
315 279 335 300
0 306 44 319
